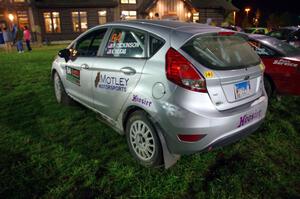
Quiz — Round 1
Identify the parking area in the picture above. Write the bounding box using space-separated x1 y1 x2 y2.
0 46 299 198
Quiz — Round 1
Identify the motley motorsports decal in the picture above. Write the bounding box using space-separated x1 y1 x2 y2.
132 95 152 107
66 66 80 86
94 72 129 92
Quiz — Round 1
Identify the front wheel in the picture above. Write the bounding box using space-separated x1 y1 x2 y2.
53 72 73 105
126 111 163 167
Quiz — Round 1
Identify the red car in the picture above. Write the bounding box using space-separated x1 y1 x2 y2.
248 34 300 96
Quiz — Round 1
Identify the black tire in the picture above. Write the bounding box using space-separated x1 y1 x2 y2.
264 76 273 98
125 111 163 167
53 72 73 105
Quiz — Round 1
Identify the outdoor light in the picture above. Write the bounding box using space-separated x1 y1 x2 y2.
149 12 153 19
233 11 236 25
245 7 251 16
8 13 14 22
187 12 191 18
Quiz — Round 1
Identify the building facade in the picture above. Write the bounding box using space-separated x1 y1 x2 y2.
0 0 238 42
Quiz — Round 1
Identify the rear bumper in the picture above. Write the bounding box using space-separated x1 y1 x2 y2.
156 93 268 155
203 120 263 151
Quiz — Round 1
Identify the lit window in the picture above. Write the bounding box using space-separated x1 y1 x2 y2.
193 12 199 23
72 11 88 32
17 11 29 27
121 0 136 4
98 11 107 24
43 12 61 33
14 0 26 2
121 10 137 20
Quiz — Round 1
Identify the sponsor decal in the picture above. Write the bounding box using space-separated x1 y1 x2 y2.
94 72 129 92
259 62 265 71
132 95 152 107
66 66 80 86
237 110 262 128
204 71 214 78
273 59 298 67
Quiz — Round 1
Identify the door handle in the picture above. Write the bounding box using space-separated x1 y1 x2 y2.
81 64 89 70
120 67 136 75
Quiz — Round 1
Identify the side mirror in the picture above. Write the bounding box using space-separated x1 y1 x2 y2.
58 49 71 62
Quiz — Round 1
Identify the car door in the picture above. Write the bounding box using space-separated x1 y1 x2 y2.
63 28 107 107
92 27 147 120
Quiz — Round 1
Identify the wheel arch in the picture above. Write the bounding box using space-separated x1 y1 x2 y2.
264 73 276 90
51 68 57 81
121 105 180 168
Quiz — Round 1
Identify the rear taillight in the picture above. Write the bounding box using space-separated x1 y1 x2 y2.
166 48 207 92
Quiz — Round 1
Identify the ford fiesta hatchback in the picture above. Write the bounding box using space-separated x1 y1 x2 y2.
52 20 268 168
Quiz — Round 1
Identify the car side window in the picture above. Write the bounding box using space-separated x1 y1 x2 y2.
256 29 265 35
103 28 146 58
248 40 276 57
75 28 107 57
149 35 165 57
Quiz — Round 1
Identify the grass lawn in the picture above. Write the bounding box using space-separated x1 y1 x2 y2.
0 45 299 199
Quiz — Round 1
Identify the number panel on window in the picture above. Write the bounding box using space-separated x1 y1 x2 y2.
104 28 146 58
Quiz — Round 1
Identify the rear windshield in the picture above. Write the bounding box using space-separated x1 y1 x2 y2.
263 37 300 56
182 34 261 70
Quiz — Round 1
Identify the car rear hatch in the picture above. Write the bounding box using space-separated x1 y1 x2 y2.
180 32 264 111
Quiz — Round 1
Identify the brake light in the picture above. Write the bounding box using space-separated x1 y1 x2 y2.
178 134 207 142
166 48 207 92
218 31 235 36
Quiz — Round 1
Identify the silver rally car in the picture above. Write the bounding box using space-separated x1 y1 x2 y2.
52 20 268 168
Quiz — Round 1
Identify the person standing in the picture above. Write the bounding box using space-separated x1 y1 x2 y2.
0 28 4 45
2 27 13 53
23 26 32 51
15 26 24 53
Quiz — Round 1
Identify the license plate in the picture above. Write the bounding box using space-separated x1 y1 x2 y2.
234 81 251 99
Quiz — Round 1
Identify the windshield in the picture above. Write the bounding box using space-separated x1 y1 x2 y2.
267 29 294 40
182 34 261 70
263 37 300 56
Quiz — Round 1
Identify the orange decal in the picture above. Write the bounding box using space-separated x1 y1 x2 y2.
111 33 122 42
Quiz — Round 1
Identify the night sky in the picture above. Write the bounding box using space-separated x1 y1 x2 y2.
232 0 300 26
232 0 300 14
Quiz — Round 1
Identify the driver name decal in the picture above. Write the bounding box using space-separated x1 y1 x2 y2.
95 72 129 92
66 66 80 86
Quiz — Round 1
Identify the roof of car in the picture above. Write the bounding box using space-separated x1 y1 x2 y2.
278 26 299 30
107 20 214 30
248 34 270 40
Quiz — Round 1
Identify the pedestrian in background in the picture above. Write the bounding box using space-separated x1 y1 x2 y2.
0 28 4 45
2 27 13 53
23 26 32 51
15 25 24 53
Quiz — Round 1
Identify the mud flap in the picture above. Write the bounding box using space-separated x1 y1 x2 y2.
155 125 181 169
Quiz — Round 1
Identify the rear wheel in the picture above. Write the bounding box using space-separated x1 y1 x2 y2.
54 72 73 105
264 76 273 98
126 111 163 167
